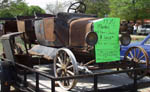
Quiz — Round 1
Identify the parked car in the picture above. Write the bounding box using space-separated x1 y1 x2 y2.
120 34 150 79
137 24 150 35
121 34 150 57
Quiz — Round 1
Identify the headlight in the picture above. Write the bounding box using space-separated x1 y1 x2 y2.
85 32 98 46
120 34 131 46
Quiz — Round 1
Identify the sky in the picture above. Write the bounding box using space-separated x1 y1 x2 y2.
25 0 75 10
25 0 52 9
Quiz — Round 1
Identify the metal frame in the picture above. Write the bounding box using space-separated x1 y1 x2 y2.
2 61 147 92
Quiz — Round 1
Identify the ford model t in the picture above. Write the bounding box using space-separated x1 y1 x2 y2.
1 1 149 91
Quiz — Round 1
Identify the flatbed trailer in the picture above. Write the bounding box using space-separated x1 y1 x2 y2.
1 59 150 92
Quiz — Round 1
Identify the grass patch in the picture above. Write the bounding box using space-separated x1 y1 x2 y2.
131 38 144 42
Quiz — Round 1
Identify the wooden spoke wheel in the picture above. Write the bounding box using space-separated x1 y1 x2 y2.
54 48 78 90
67 2 86 13
124 46 149 80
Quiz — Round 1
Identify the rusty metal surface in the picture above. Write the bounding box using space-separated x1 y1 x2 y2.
43 17 55 41
34 20 45 44
34 17 63 47
35 13 55 18
54 18 69 46
17 21 25 33
69 18 96 47
3 20 18 34
25 20 36 43
17 20 36 43
54 12 97 46
33 13 98 47
16 16 35 20
54 13 97 46
57 12 97 21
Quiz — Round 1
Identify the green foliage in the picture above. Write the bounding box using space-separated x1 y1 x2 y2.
0 0 149 20
84 0 109 17
0 0 45 18
9 2 29 16
82 0 150 20
109 0 150 20
28 6 45 16
0 9 14 18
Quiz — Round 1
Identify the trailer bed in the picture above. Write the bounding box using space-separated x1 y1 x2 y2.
23 64 150 92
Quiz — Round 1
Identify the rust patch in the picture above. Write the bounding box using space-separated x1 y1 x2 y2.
69 18 96 46
17 20 25 33
43 17 55 41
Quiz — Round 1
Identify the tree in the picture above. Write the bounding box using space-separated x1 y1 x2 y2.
27 6 45 16
0 0 46 18
0 0 28 17
0 0 11 9
83 0 110 17
9 2 29 16
0 9 13 17
46 0 74 14
0 0 24 9
109 0 150 20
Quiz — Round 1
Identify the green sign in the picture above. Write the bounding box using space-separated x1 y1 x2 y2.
93 18 120 63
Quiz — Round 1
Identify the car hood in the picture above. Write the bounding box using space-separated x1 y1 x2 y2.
121 41 142 48
128 41 142 46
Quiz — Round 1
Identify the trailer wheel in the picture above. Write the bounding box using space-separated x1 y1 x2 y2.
54 48 78 90
124 46 149 80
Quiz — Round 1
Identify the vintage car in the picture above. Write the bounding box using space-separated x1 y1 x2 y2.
120 35 150 79
1 2 134 91
120 35 150 58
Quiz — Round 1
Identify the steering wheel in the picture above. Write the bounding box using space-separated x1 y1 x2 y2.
67 2 86 13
